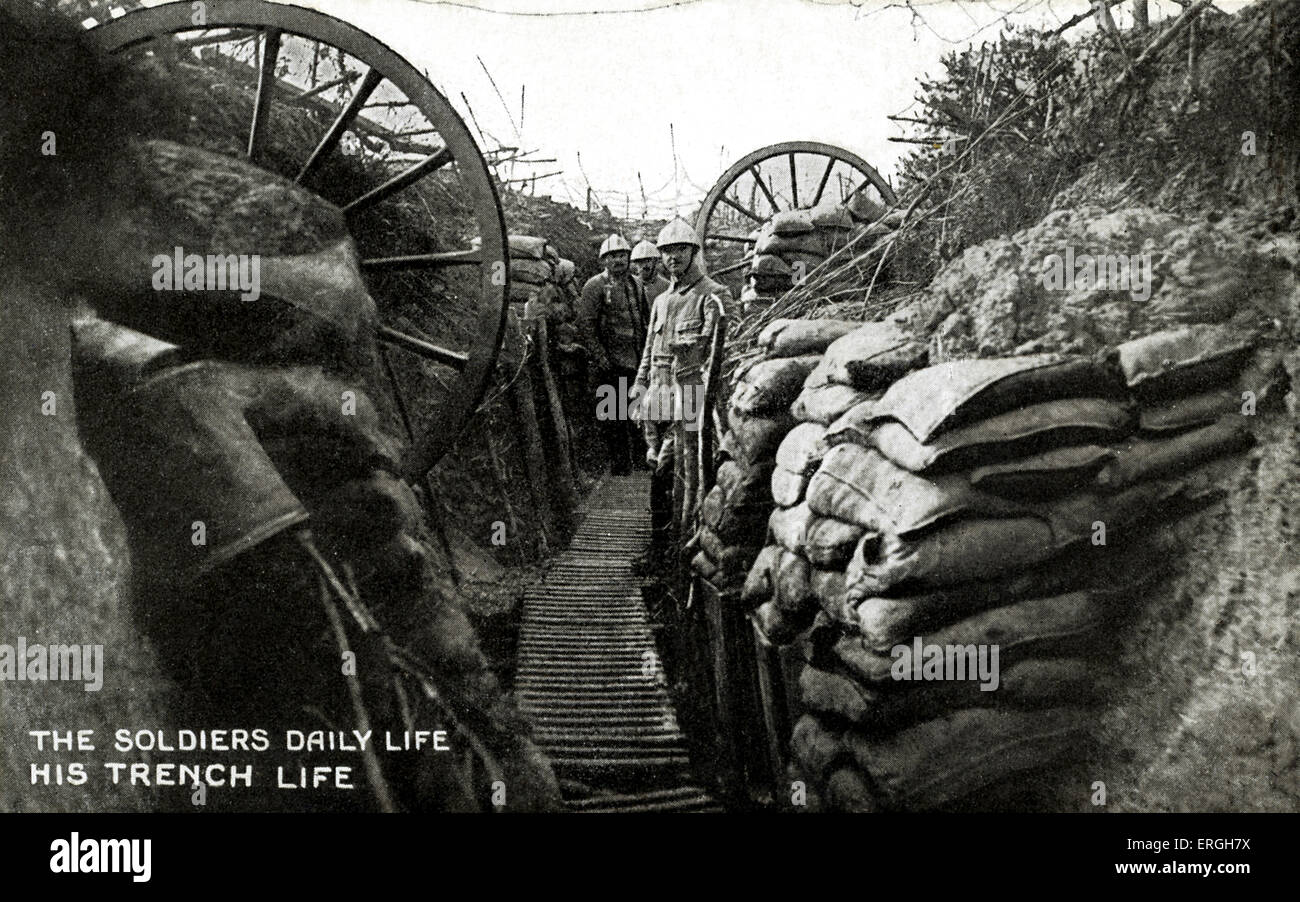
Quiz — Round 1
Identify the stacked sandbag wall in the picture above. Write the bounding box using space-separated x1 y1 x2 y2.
741 317 1281 811
741 207 859 314
691 319 868 597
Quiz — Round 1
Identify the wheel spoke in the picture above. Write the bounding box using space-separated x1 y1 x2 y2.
174 29 258 50
748 166 780 214
845 177 875 200
705 233 755 244
811 156 836 207
361 249 481 272
377 325 470 371
297 66 385 185
247 28 283 162
342 146 453 217
788 153 799 208
718 194 764 224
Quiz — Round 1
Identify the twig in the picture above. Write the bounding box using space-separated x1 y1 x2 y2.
1113 0 1216 93
1050 0 1127 36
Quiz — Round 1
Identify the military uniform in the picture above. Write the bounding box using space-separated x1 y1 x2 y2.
634 266 734 544
576 270 647 475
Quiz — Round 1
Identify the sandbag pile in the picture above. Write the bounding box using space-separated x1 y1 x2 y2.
743 205 861 310
690 318 864 595
738 320 1271 810
470 234 560 306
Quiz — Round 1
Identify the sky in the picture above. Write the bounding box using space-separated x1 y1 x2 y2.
267 0 1250 218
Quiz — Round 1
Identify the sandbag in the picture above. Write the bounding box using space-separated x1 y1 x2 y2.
801 659 1101 732
742 545 782 607
692 550 719 582
810 567 851 621
769 209 816 236
711 544 758 578
730 355 822 415
871 353 1127 443
775 422 828 475
759 318 859 357
769 502 817 555
824 399 878 447
968 445 1115 500
805 518 867 569
1139 387 1243 433
808 443 1029 537
716 459 776 509
771 466 809 508
867 398 1135 473
1096 418 1253 492
728 412 797 465
847 517 1059 597
1117 324 1256 400
509 258 553 285
833 588 1118 685
507 234 549 260
755 230 825 256
850 538 1164 652
824 766 877 813
750 254 792 278
810 204 854 231
784 250 828 270
700 483 771 545
819 320 928 390
844 707 1087 810
791 714 847 781
792 383 871 425
753 599 812 645
846 478 1184 596
774 549 816 616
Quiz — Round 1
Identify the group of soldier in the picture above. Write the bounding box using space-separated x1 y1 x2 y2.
531 217 734 573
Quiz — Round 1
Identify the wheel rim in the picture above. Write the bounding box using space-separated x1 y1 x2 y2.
695 141 897 293
88 0 508 479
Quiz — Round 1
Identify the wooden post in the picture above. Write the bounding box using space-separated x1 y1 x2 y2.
751 614 793 802
698 298 728 499
528 318 578 532
484 423 523 564
504 319 553 557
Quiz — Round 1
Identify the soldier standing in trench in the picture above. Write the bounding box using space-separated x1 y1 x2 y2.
576 234 649 476
632 218 734 569
631 238 670 303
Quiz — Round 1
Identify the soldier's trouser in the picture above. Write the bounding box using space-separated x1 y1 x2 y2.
647 427 675 557
597 367 639 475
673 422 701 539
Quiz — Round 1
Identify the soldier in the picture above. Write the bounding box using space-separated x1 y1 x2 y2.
631 238 670 302
575 234 648 476
632 218 735 556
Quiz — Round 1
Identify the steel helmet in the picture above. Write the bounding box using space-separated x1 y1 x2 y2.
630 239 659 262
598 234 631 258
556 258 575 282
656 217 701 250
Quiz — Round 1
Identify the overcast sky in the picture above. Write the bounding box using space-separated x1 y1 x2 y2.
288 0 1249 218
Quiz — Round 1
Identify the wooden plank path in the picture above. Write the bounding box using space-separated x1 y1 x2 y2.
515 474 721 812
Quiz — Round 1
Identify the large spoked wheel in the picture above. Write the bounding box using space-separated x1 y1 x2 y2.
695 141 897 292
88 0 508 479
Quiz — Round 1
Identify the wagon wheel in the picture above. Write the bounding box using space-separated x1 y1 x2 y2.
88 0 508 480
694 141 896 292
